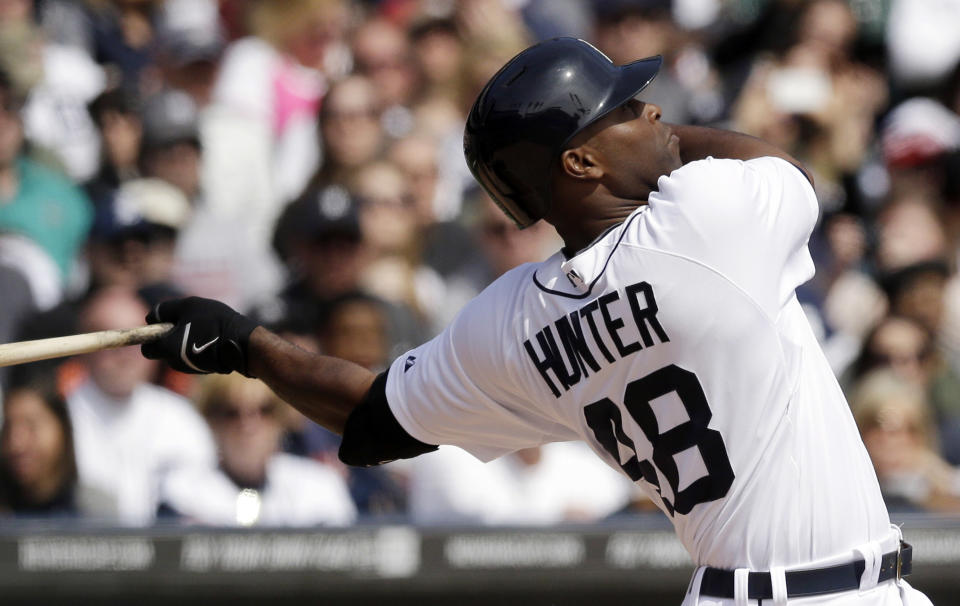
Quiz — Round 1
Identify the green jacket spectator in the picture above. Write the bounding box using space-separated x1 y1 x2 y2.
0 156 92 282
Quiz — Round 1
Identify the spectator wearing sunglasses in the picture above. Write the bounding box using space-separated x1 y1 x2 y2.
160 372 355 526
851 370 960 513
847 315 960 466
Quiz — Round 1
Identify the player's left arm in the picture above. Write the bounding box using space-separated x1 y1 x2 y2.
141 297 438 465
671 124 814 186
246 327 374 433
249 328 437 465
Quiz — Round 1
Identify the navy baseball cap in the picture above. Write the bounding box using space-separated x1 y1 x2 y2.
141 89 201 149
91 178 190 241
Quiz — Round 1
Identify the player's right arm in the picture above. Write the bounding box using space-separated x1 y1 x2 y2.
671 124 813 185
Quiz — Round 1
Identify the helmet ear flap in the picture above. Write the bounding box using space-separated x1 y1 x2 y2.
463 38 661 229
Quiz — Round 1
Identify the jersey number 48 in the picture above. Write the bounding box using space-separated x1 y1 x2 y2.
583 364 734 516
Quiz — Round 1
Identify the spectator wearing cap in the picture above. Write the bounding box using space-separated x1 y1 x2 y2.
153 0 225 108
882 98 960 170
254 184 426 358
139 89 203 201
881 97 960 205
258 184 368 332
86 178 190 292
0 70 92 286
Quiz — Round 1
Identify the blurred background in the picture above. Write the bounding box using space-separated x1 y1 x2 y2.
0 0 959 603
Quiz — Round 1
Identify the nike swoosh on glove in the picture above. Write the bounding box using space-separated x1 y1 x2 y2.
140 297 260 376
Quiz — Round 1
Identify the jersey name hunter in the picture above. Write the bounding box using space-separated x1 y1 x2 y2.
523 281 669 398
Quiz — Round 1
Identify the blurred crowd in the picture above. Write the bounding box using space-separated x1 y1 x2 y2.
0 0 959 527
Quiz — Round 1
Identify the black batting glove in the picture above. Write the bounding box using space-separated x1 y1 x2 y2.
141 297 260 376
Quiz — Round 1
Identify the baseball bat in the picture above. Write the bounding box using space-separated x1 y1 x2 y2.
0 323 174 368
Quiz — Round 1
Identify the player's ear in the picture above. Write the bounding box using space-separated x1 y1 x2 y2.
559 146 603 181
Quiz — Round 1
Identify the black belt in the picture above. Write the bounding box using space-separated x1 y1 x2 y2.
699 542 912 600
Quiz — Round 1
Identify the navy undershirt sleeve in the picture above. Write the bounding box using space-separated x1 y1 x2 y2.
338 369 439 467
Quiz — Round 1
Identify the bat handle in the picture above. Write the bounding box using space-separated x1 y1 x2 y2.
0 323 175 368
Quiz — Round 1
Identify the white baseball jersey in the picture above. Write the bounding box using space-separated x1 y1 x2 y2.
386 156 891 570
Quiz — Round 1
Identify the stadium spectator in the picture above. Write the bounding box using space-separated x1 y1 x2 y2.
350 159 450 333
0 378 82 517
85 87 144 205
317 291 392 374
0 0 106 182
67 287 216 524
86 178 190 293
313 292 407 516
139 89 202 200
408 17 464 112
311 75 387 190
852 312 960 467
851 370 960 513
160 372 355 526
152 0 224 108
387 133 475 272
261 184 425 358
84 0 162 92
350 16 417 138
210 0 349 205
731 1 887 214
593 0 690 124
438 192 561 321
886 0 960 92
0 69 92 286
849 316 940 388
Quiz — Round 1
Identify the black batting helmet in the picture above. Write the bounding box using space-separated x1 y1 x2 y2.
463 38 661 229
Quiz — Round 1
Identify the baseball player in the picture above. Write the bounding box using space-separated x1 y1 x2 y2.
141 38 932 605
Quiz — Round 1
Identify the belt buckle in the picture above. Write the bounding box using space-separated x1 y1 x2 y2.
896 541 903 581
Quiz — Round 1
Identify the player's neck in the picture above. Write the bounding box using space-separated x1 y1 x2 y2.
553 195 645 254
